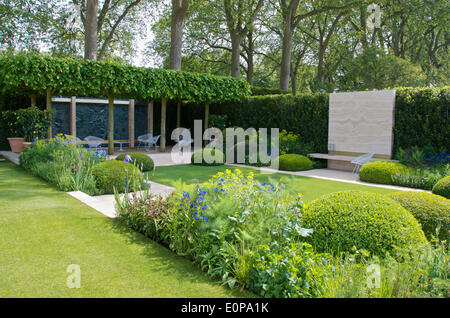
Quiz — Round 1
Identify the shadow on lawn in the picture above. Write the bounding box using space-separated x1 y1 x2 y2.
108 218 253 298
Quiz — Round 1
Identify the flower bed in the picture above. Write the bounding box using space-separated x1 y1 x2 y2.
115 169 449 298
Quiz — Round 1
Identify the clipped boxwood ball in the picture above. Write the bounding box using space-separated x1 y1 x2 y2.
388 191 449 242
92 160 144 194
302 191 427 256
432 176 450 199
116 153 154 171
359 161 408 185
191 148 225 166
278 154 313 171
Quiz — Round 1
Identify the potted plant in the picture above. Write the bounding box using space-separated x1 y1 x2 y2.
2 109 25 153
2 107 53 153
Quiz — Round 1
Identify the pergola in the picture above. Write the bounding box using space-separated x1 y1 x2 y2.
0 53 250 154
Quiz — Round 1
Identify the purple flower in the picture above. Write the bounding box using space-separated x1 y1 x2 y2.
79 153 83 158
124 154 133 163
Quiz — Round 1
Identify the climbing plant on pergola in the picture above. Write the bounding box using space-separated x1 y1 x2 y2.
0 53 250 153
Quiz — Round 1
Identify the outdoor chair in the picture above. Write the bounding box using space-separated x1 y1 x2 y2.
351 152 375 174
84 136 104 151
137 133 153 150
64 134 82 146
147 135 160 151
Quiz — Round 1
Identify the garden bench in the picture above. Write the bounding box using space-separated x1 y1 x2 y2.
308 153 398 172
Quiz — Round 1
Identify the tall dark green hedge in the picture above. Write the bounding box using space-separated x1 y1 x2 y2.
182 88 448 155
393 87 449 152
182 93 329 153
251 86 291 96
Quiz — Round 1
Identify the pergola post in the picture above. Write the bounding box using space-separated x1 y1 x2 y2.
160 97 167 152
128 99 135 148
46 89 52 139
70 96 76 138
108 97 114 155
177 101 181 128
147 101 154 135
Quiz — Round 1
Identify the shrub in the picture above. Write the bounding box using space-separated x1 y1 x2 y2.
388 191 450 242
248 242 331 298
19 135 102 194
116 193 176 243
1 106 52 141
391 165 449 190
278 154 313 171
191 148 225 166
92 160 144 194
302 191 428 256
115 153 154 171
433 176 450 199
359 161 408 185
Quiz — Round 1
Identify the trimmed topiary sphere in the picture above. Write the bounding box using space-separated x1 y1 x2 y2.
278 154 313 171
359 161 408 185
92 160 144 194
432 176 450 199
388 191 449 242
302 191 427 256
191 148 225 166
115 153 154 171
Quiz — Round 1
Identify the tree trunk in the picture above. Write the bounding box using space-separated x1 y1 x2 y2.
85 0 98 60
280 27 293 91
169 0 189 70
108 96 114 155
230 32 243 77
160 97 167 152
46 89 52 139
290 63 297 96
30 94 37 107
246 32 254 85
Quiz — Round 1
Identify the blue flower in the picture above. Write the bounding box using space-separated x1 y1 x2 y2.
220 178 225 182
79 153 83 158
201 205 207 210
124 154 133 163
203 216 208 221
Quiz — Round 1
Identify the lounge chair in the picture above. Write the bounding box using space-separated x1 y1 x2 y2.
84 136 104 151
147 135 160 151
351 152 375 174
137 133 153 150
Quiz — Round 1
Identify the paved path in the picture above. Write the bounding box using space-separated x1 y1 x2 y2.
229 164 429 192
68 181 175 219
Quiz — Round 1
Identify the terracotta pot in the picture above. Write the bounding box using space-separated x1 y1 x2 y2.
7 137 25 153
23 142 32 150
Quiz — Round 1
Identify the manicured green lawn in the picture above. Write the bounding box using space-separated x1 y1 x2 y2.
0 158 249 297
149 165 396 202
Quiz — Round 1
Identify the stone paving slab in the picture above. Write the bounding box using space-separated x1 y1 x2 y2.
68 181 175 218
0 151 20 165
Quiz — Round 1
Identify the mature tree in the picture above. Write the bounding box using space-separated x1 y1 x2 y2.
222 0 265 77
70 0 151 60
169 0 189 70
276 0 355 91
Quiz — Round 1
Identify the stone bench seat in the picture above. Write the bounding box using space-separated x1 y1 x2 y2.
308 153 398 172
